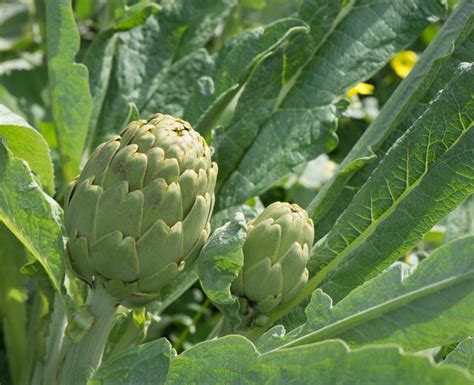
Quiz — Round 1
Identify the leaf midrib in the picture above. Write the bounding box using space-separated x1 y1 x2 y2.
0 212 61 293
305 0 474 223
278 270 474 350
217 2 354 200
311 120 473 291
241 120 474 340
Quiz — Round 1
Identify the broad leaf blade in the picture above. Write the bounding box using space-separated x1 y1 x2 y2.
89 338 175 385
314 27 474 240
259 235 474 353
249 340 472 384
216 0 445 209
198 214 247 305
440 194 474 242
83 30 118 153
0 66 52 146
309 62 474 302
92 336 474 384
90 0 235 149
245 62 474 338
213 49 293 190
0 141 64 292
160 335 474 384
41 294 68 385
165 336 258 385
0 224 28 385
140 49 214 118
198 214 248 329
46 0 92 183
103 310 147 361
307 0 474 235
443 337 474 374
0 105 55 194
185 18 309 132
114 1 161 31
165 0 236 61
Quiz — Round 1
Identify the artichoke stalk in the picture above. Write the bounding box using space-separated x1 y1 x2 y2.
231 202 314 318
61 114 217 384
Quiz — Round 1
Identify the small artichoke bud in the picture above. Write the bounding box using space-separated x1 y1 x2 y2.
231 202 314 315
64 114 217 307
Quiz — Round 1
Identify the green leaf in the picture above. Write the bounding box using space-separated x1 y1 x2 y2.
0 140 64 292
0 224 28 385
165 0 236 61
210 202 261 230
74 0 95 20
103 310 148 361
165 335 258 385
0 105 55 194
153 264 199 315
439 194 474 242
307 0 474 235
249 340 472 384
0 1 31 51
0 66 51 134
257 236 474 353
278 0 343 82
244 61 474 340
198 214 248 329
22 281 52 385
41 294 68 385
308 62 474 303
443 337 474 374
338 153 377 176
89 338 175 385
89 0 236 149
140 49 214 118
147 335 473 384
198 213 247 305
185 18 309 132
86 335 474 384
115 1 161 31
46 0 92 183
298 0 342 41
213 49 288 190
123 102 140 125
216 0 445 209
83 30 118 152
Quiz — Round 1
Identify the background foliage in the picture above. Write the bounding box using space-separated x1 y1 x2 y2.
0 0 473 384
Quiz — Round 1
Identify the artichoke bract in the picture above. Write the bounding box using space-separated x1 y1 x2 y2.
64 114 217 307
231 202 314 315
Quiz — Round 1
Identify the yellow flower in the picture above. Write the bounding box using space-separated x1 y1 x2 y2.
390 50 418 78
346 82 374 98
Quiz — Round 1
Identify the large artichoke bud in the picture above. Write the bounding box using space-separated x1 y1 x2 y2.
64 114 217 307
231 202 314 315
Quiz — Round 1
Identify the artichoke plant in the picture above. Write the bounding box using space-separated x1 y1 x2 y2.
64 113 217 307
231 202 314 315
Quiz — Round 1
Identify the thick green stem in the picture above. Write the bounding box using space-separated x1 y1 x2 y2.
59 284 117 385
174 299 210 351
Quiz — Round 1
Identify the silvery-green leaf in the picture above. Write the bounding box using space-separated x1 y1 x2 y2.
443 337 474 374
0 105 54 194
307 0 474 239
216 0 445 209
256 236 474 353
